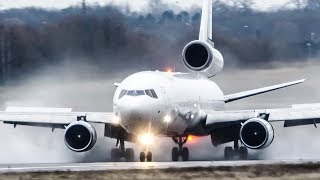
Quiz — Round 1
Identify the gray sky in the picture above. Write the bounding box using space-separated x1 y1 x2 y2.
0 0 290 12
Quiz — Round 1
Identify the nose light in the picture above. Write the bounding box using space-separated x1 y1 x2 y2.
112 114 120 124
139 133 154 145
164 115 171 123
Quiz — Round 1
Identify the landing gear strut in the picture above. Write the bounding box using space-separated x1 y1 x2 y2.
111 138 135 162
171 136 189 161
224 140 248 160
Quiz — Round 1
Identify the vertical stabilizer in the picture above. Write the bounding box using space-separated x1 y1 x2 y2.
199 0 213 42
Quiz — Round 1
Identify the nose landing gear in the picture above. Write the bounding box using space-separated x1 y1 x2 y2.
140 151 152 162
111 139 135 162
171 136 189 161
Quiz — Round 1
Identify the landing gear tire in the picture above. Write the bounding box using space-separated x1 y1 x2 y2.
146 151 152 162
125 148 135 162
140 152 146 162
171 136 189 161
111 148 121 161
181 147 189 161
224 146 233 160
113 132 135 162
172 147 179 161
238 146 248 160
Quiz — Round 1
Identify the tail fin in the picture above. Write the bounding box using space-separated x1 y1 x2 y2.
199 0 213 42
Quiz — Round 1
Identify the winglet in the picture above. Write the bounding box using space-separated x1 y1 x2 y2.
224 79 305 103
199 0 213 42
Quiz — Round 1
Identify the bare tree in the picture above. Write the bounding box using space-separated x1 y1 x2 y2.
231 0 254 14
82 0 87 16
306 0 320 10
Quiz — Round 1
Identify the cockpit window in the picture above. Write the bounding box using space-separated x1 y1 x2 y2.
136 90 145 96
145 90 153 98
145 89 158 99
127 90 145 96
118 90 127 99
119 89 157 98
150 89 158 98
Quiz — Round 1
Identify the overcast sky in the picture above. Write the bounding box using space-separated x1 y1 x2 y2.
0 0 290 12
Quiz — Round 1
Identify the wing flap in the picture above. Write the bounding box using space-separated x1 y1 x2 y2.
224 79 305 103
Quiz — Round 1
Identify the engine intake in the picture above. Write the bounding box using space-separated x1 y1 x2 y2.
240 118 274 149
64 121 97 152
182 40 224 77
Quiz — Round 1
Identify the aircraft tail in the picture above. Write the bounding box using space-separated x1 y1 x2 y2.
199 0 213 42
181 0 223 77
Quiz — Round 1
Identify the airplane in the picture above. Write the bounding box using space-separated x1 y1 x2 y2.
1 0 320 162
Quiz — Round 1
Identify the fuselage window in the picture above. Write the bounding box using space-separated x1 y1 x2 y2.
118 90 127 99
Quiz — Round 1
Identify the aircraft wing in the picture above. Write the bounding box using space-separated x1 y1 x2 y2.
205 103 320 128
0 107 115 126
0 107 135 142
223 79 305 103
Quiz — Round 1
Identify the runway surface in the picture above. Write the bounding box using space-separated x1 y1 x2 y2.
0 160 320 173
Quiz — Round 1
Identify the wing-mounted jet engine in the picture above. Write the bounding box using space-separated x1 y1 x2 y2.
239 118 274 149
64 121 97 152
182 40 223 77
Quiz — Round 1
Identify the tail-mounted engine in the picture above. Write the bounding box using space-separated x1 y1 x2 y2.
182 40 224 77
240 118 274 149
64 121 97 152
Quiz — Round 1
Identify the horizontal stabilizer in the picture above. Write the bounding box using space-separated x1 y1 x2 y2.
224 79 305 103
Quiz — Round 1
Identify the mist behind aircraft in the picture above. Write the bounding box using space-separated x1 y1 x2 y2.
0 61 318 163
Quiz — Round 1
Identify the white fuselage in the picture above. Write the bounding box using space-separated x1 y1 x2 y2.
113 71 224 136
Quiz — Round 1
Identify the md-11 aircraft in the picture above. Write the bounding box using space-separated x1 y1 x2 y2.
1 0 320 162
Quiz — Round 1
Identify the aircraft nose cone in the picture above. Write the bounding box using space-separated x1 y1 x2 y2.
117 98 158 132
120 101 151 120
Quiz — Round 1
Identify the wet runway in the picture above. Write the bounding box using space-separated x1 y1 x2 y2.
0 160 320 173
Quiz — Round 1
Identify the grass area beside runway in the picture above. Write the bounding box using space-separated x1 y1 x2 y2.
2 163 320 179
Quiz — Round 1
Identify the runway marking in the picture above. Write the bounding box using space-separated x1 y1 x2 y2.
0 160 320 173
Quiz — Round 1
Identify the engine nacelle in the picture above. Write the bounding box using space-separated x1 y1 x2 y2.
64 121 97 152
240 118 274 149
182 40 224 77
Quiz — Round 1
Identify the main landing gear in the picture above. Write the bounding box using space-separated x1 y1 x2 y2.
111 139 135 162
224 140 248 160
171 136 189 161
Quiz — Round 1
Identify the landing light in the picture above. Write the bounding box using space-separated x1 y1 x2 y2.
112 114 120 124
166 67 174 73
139 133 154 145
163 115 171 123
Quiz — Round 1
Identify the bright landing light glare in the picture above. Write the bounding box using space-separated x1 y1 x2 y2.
139 133 154 145
163 115 171 123
112 115 120 124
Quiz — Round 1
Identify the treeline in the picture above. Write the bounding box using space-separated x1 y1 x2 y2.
0 0 319 82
